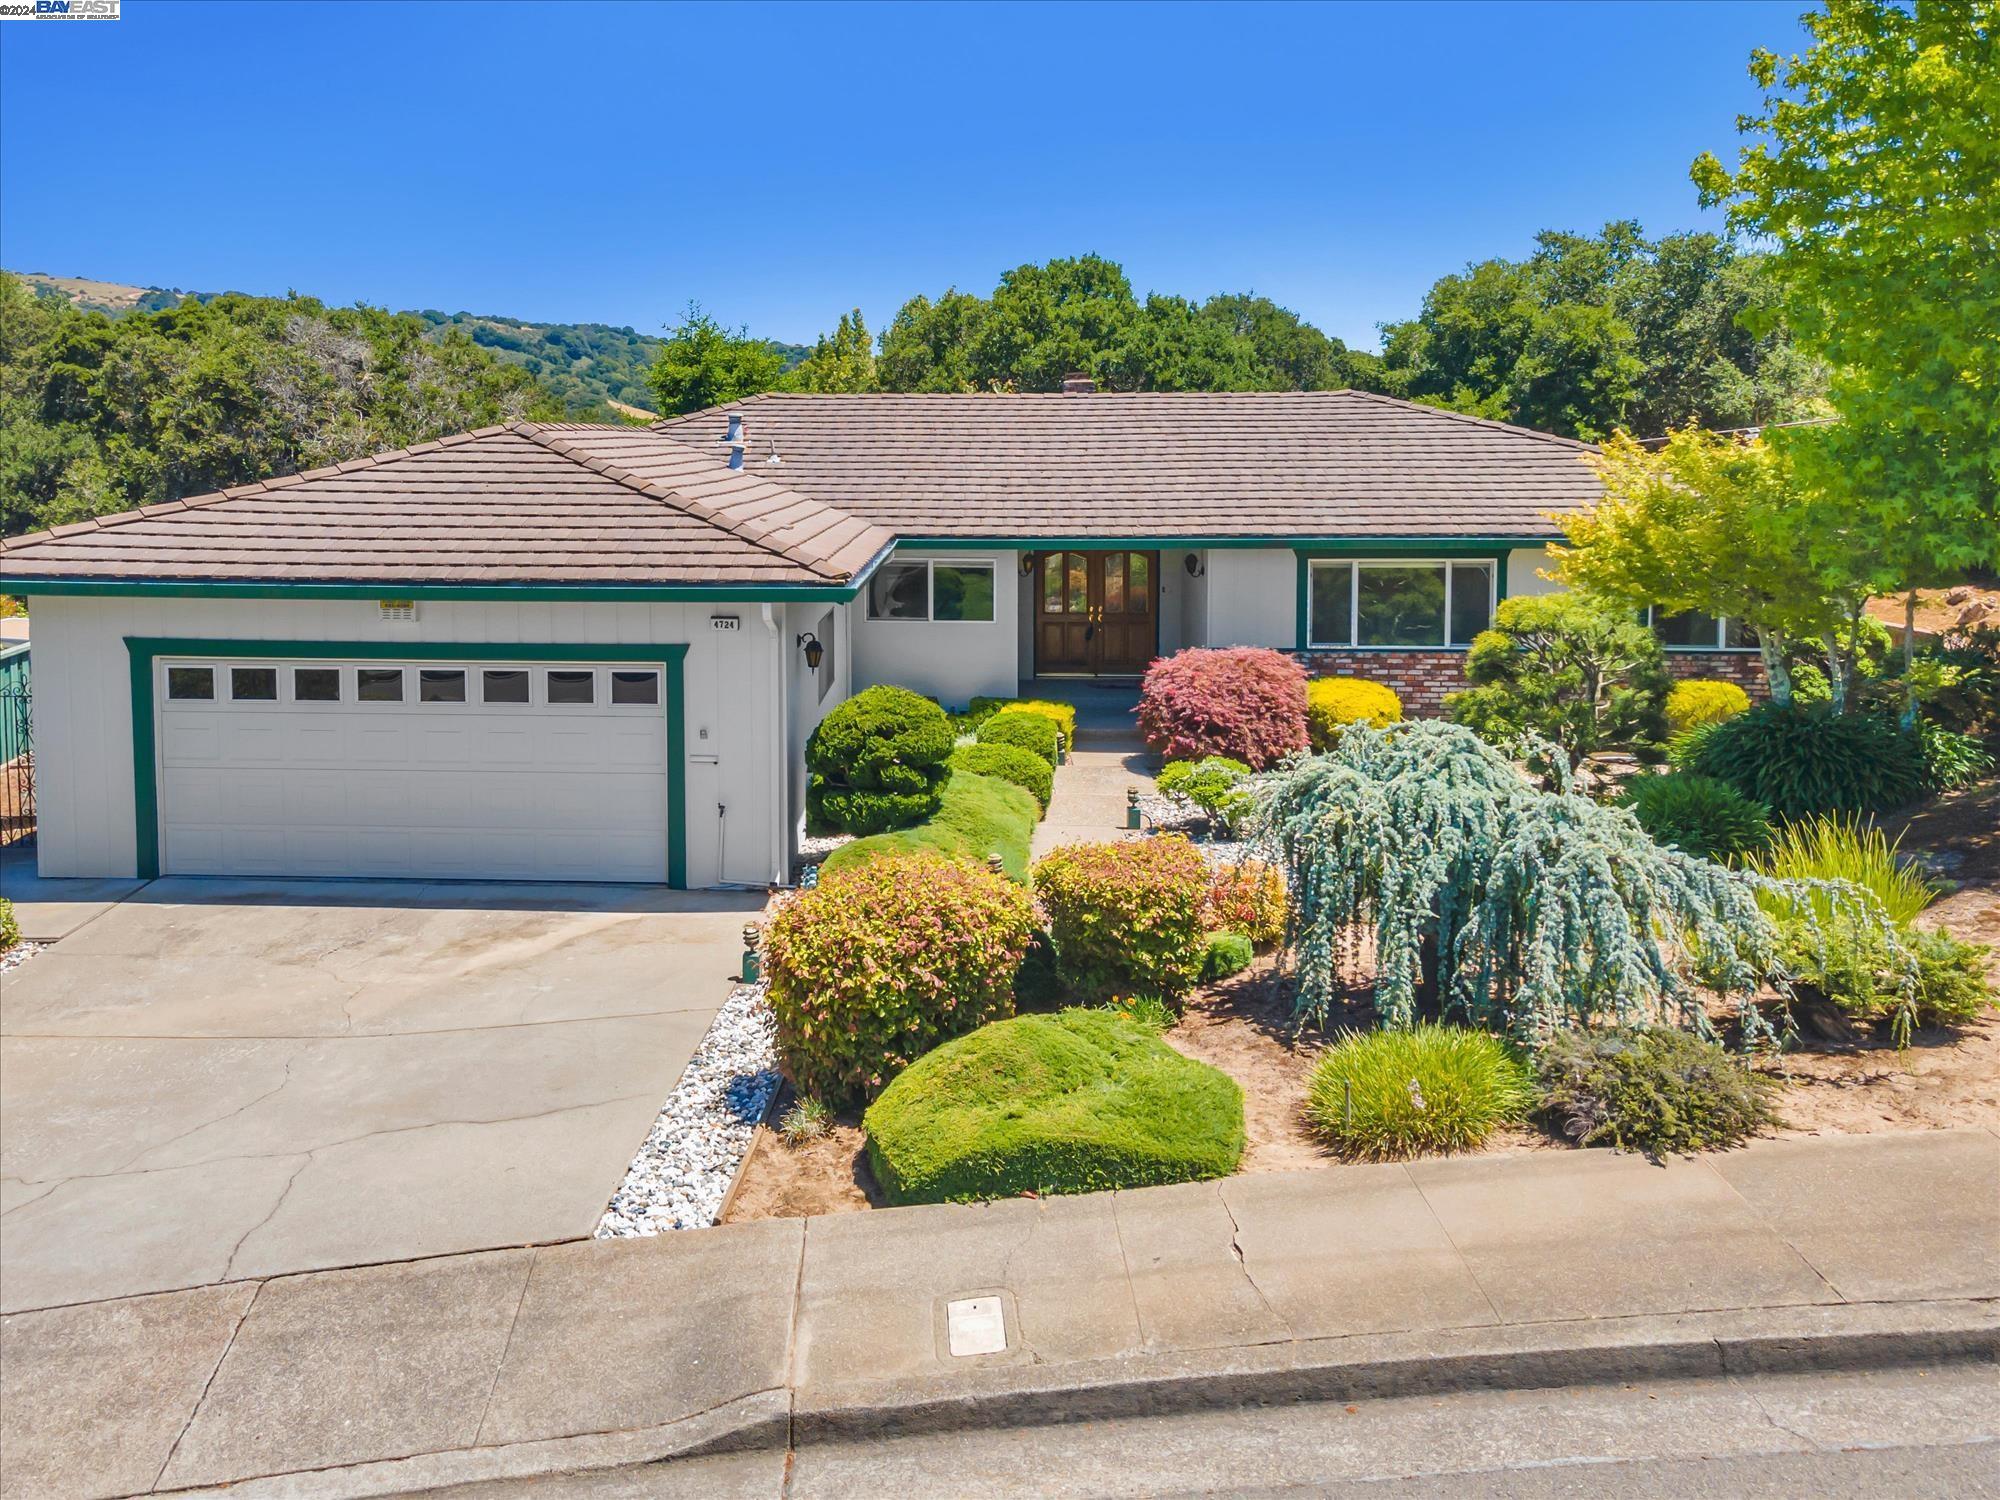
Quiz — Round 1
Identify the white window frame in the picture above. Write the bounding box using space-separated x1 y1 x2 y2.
1305 558 1497 651
1645 607 1759 653
865 556 998 624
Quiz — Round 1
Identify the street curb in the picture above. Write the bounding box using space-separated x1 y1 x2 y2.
788 1297 1999 1445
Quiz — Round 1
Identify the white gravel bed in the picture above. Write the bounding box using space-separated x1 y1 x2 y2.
1137 794 1267 866
797 831 855 859
595 982 783 1236
0 940 43 976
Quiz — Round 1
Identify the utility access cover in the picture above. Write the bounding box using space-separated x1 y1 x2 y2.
946 1296 1007 1357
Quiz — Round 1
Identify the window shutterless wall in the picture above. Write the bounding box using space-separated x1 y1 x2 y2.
849 550 1020 704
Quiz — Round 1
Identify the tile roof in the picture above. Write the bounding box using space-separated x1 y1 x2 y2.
0 424 892 588
652 390 1600 540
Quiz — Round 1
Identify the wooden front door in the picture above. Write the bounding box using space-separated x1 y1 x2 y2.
1034 550 1158 676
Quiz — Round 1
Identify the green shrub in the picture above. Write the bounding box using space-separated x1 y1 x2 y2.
1619 773 1773 864
948 742 1053 812
1447 594 1670 768
0 897 17 952
806 685 954 835
1306 677 1403 751
1536 1027 1780 1156
1200 932 1255 981
1156 755 1254 830
763 852 1035 1106
970 695 1078 749
1748 817 1938 926
1686 703 1922 820
863 1009 1244 1204
822 771 1038 882
1033 836 1211 1000
1666 678 1752 737
1202 860 1287 949
1102 993 1178 1032
1904 929 1995 1027
978 708 1061 766
1911 716 1994 795
1306 1024 1534 1160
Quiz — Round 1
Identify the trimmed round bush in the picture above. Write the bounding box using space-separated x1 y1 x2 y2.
1619 773 1773 864
1686 703 1923 820
1536 1027 1780 1156
970 696 1077 749
1138 647 1309 769
1202 860 1287 949
863 1009 1245 1204
1033 836 1211 1000
821 771 1038 883
1156 755 1253 830
949 742 1053 812
1306 1025 1533 1160
1666 678 1751 737
1306 676 1403 750
978 708 1061 767
763 852 1035 1106
1200 931 1255 981
806 685 954 835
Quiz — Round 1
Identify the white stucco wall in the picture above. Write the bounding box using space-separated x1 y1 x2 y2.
1506 546 1563 598
27 594 789 889
849 549 1020 705
1201 549 1298 649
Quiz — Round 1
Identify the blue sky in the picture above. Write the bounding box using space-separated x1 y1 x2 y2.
0 0 1807 350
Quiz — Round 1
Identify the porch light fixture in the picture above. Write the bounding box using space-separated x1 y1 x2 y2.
796 632 825 671
1183 553 1205 579
1020 552 1037 575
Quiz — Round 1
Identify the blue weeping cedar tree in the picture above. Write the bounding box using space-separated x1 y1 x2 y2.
1251 722 1914 1043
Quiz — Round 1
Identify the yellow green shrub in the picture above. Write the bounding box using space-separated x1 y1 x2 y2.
1666 678 1752 737
1306 676 1402 750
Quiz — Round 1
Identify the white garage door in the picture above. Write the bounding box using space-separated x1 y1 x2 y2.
155 658 673 882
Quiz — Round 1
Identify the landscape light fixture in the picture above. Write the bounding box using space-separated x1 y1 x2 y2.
797 632 825 671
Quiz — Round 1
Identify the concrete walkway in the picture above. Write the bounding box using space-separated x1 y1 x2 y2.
4 1127 1992 1498
1027 682 1158 858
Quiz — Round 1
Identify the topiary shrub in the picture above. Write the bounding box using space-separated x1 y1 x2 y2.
863 1009 1245 1204
1307 677 1402 751
822 771 1039 882
1155 755 1254 831
1202 860 1287 949
948 742 1052 813
977 708 1061 767
1666 678 1752 737
1619 773 1773 864
1536 1027 1780 1157
805 685 954 835
763 852 1036 1106
1305 1024 1533 1160
1033 836 1211 1000
1685 703 1922 820
1138 647 1308 769
970 696 1078 751
1200 932 1255 981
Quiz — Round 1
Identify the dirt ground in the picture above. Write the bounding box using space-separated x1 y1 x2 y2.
724 780 1998 1222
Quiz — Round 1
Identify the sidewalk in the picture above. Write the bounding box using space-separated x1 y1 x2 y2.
3 1128 1994 1499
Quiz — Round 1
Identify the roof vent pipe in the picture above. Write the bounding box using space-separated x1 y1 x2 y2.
726 413 745 469
1061 372 1095 394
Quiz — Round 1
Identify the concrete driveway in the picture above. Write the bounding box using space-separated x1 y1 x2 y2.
0 877 761 1312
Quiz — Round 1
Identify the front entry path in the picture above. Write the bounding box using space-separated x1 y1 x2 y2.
0 876 762 1312
1027 681 1158 858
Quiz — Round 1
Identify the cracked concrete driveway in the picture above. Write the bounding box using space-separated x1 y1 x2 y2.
0 877 763 1312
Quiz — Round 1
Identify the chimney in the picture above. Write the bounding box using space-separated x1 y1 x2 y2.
725 412 745 469
1061 372 1095 395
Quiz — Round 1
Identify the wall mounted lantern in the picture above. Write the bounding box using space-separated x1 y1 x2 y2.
796 632 825 671
1183 553 1206 579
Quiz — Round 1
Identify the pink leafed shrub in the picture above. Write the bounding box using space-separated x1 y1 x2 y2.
1033 835 1213 1001
1138 648 1309 769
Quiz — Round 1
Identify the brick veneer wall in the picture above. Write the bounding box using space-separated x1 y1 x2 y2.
1292 649 1768 718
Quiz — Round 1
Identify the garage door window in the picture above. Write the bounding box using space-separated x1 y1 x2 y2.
167 666 214 701
547 670 595 705
294 668 341 703
357 669 403 703
230 667 278 702
611 670 659 705
418 668 467 704
482 669 529 704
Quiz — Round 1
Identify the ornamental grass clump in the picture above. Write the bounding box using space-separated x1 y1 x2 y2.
1138 647 1309 769
1250 720 1906 1043
1306 1024 1533 1160
1536 1027 1780 1157
1619 772 1773 864
763 852 1035 1106
1033 836 1211 1001
1683 702 1922 820
805 685 955 835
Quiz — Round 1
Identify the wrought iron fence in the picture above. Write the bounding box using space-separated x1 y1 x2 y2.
0 680 32 847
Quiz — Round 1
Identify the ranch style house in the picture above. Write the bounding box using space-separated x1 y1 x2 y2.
0 387 1762 888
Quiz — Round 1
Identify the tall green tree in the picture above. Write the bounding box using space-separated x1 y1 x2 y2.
782 308 878 393
1693 0 1999 594
644 302 785 415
